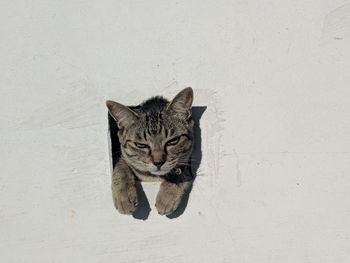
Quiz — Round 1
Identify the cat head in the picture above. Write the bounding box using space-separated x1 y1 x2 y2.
106 87 194 175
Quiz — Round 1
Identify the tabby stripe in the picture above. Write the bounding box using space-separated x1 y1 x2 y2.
181 134 192 141
124 150 137 158
123 140 132 148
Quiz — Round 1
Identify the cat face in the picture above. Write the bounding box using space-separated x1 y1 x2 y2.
107 88 194 175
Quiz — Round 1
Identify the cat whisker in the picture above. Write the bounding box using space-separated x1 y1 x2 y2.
179 159 201 165
176 162 199 168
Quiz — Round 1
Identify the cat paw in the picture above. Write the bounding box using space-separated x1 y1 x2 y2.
113 186 138 215
155 186 182 215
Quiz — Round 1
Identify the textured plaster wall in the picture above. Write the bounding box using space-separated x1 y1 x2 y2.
1 1 350 262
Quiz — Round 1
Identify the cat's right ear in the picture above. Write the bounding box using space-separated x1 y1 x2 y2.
106 100 138 129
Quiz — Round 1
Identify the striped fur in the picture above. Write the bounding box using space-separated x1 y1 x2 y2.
106 87 194 215
107 88 194 177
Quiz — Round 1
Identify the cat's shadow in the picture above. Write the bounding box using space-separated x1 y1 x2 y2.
108 106 206 220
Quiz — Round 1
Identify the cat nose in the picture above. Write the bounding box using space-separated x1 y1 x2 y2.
154 161 165 170
152 150 165 170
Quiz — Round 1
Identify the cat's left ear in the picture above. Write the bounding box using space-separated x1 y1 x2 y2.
166 87 193 119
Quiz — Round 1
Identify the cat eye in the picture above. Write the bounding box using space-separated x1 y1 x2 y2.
166 136 181 146
134 142 149 149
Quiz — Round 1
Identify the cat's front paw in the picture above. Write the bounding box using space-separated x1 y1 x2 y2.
155 183 183 215
113 185 138 215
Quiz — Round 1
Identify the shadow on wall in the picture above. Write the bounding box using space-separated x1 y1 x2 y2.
107 106 206 219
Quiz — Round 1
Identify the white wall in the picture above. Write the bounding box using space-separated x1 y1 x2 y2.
1 1 350 262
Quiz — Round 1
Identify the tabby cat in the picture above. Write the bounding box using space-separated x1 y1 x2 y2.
106 87 194 215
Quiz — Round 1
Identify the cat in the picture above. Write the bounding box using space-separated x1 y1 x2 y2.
106 87 194 216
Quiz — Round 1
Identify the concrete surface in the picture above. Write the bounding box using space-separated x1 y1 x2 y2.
1 1 350 262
